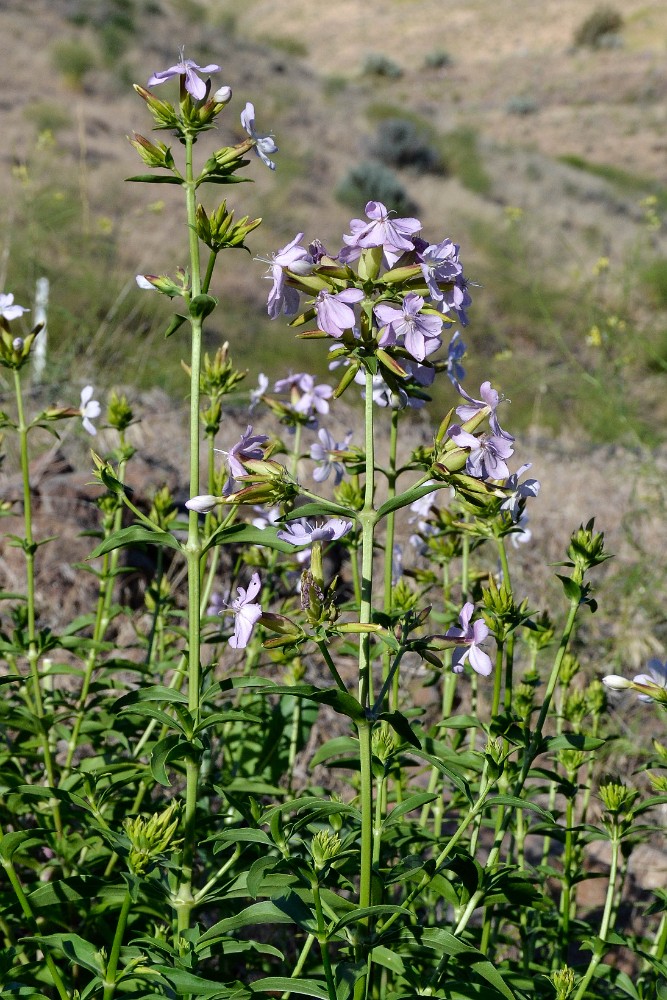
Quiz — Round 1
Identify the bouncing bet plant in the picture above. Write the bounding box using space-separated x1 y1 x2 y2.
1 51 667 1000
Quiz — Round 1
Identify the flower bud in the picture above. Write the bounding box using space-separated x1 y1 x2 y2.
602 674 632 691
213 85 232 105
185 494 220 514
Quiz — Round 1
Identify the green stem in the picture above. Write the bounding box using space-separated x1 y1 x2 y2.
1 852 69 1000
13 368 62 837
281 934 316 1000
571 835 620 1000
312 881 337 1000
453 595 581 938
178 127 204 938
103 887 133 1000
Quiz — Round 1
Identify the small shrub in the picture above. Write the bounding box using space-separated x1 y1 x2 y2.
574 5 623 49
369 117 445 174
24 101 73 134
51 39 98 88
423 49 452 70
641 259 667 309
336 161 417 215
362 53 403 79
506 95 539 116
441 127 491 196
323 75 348 98
259 35 308 57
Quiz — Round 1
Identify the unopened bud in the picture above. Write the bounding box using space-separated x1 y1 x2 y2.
213 85 232 105
185 494 220 514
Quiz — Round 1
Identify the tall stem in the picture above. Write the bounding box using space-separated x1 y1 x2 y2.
178 128 204 936
353 368 377 997
103 887 133 1000
13 368 62 836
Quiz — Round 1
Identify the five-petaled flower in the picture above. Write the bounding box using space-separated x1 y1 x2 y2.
277 518 352 546
340 201 421 266
241 102 278 170
501 464 541 522
445 602 493 676
310 428 353 484
147 52 221 101
374 292 443 363
0 293 29 322
447 425 514 481
315 288 364 339
264 233 313 319
80 386 101 436
218 425 269 490
228 572 263 649
455 380 513 440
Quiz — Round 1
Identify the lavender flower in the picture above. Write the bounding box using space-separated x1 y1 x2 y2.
455 380 513 440
447 426 514 481
418 239 463 303
262 234 314 319
633 660 667 703
445 331 466 384
220 426 269 481
0 293 29 321
147 52 221 101
374 292 443 362
315 288 364 338
290 374 333 418
277 518 352 546
501 464 541 522
228 573 263 649
340 201 421 266
310 427 353 484
249 373 269 412
79 386 101 436
445 602 493 676
240 102 278 170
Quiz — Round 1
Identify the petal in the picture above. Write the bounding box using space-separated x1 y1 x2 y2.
469 646 493 676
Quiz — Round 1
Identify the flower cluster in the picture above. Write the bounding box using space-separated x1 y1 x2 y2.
260 201 470 407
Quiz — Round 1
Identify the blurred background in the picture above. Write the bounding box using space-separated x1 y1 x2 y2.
2 0 667 442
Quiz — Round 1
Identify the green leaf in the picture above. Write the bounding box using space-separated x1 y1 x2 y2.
31 932 105 975
150 734 193 787
556 574 583 601
164 312 188 338
408 927 518 1000
544 733 605 751
89 525 181 559
28 876 108 907
202 522 296 556
253 682 365 721
252 979 329 1000
189 293 218 320
197 899 302 946
125 174 183 184
382 792 437 828
310 736 360 767
114 686 189 710
376 482 443 520
0 829 47 861
485 796 554 822
153 965 244 996
332 904 410 933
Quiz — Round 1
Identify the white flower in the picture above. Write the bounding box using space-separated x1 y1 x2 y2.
0 293 29 321
185 494 220 514
80 386 101 436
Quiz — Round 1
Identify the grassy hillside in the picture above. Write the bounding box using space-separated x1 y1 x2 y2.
1 0 667 441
